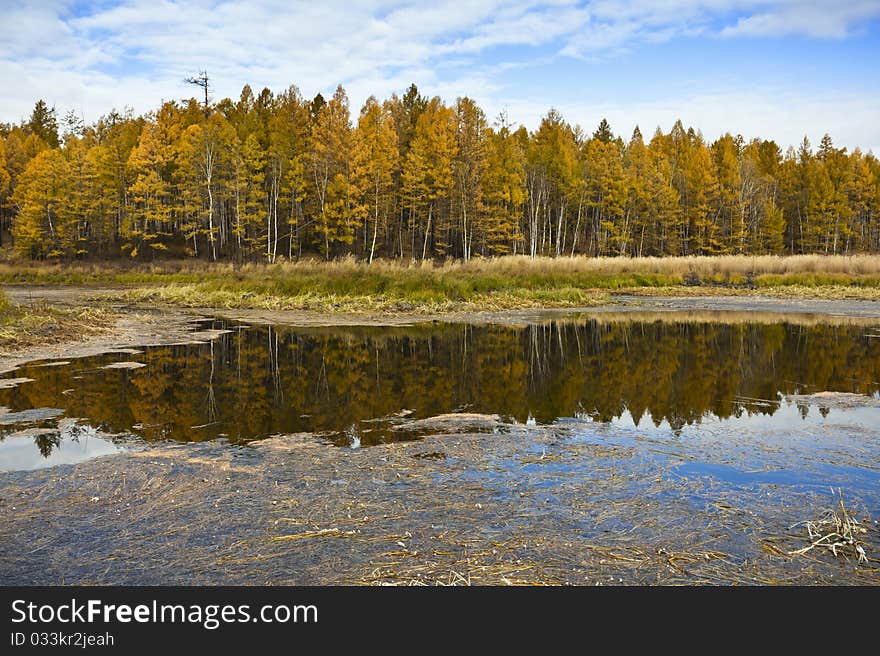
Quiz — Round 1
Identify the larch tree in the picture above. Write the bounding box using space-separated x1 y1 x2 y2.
269 86 310 260
11 149 68 258
126 103 184 257
60 136 98 258
3 84 880 262
711 133 743 252
480 115 526 255
179 113 237 260
27 100 60 148
401 97 457 260
452 97 487 260
309 85 353 258
351 96 398 263
236 132 267 258
0 137 11 245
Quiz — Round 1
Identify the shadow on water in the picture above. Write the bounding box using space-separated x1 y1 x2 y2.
1 316 879 469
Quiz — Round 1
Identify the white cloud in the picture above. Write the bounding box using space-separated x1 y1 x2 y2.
493 87 880 154
0 1 877 152
720 0 880 38
560 1 880 55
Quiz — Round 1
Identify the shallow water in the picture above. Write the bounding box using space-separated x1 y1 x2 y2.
1 317 879 471
2 315 879 584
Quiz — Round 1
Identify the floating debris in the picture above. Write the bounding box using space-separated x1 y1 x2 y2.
272 528 357 542
788 490 871 563
786 391 880 409
102 361 147 370
0 407 65 425
0 377 34 390
392 413 502 433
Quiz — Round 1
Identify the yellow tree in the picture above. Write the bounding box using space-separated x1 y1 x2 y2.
0 137 11 245
623 127 653 256
583 133 627 255
527 110 578 256
645 128 681 256
665 124 720 255
178 113 237 260
309 85 353 258
452 97 487 260
712 133 742 252
480 117 526 255
234 133 266 258
59 137 98 257
402 97 457 259
269 86 310 260
11 149 68 258
90 109 142 252
126 104 182 258
847 150 878 252
351 96 398 263
686 138 721 254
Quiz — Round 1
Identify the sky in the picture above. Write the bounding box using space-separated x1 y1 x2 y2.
1 0 879 152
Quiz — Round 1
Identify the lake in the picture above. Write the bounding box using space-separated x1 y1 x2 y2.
2 314 879 584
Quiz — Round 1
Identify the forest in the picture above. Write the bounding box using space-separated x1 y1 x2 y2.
1 83 878 263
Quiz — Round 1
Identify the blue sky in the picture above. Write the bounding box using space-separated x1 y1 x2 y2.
2 0 879 152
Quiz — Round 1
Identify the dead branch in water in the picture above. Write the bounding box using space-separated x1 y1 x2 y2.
788 489 869 563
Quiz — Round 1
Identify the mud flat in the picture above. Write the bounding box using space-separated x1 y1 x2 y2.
1 410 878 585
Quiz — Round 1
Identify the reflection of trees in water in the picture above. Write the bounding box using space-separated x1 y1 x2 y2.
2 321 879 443
34 432 61 458
205 340 218 424
32 422 98 458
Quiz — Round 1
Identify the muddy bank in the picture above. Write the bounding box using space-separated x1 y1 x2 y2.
613 294 880 318
156 294 880 329
0 310 224 376
7 284 880 322
1 415 877 585
3 284 880 376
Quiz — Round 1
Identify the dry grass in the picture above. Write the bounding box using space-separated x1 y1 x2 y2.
3 255 880 312
446 254 880 277
114 283 611 313
4 254 880 282
0 290 117 354
2 421 878 585
787 490 870 563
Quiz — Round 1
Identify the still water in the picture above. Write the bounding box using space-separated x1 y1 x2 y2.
1 317 879 471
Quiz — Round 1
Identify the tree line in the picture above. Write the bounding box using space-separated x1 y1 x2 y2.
1 84 878 262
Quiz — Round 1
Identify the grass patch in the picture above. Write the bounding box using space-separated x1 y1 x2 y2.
118 283 611 313
3 255 880 312
0 290 117 354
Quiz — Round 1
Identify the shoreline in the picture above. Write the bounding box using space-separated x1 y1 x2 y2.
2 285 880 374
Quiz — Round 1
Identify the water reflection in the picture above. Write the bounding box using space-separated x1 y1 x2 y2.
1 318 879 462
0 419 124 471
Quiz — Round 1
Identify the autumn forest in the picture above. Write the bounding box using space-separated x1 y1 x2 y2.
1 83 879 263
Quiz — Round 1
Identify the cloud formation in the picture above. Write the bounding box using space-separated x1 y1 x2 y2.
0 1 877 151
